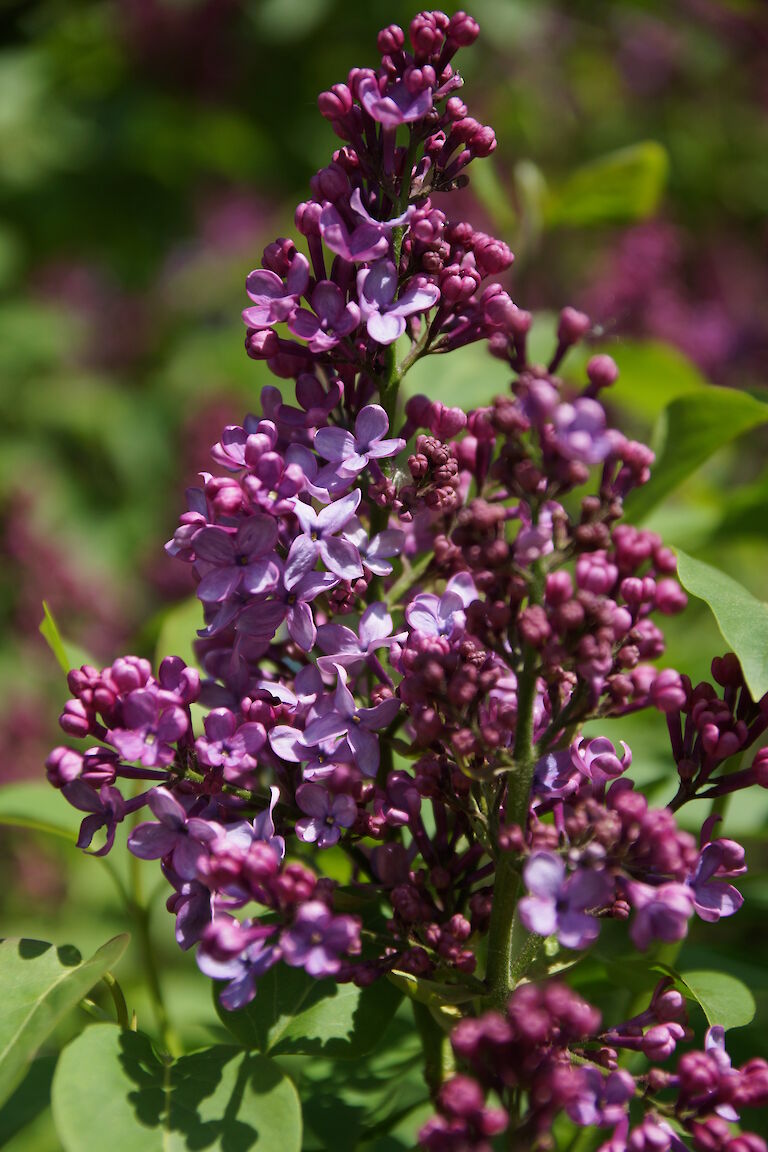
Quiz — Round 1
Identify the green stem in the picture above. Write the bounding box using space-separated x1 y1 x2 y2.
485 645 540 1007
412 1001 452 1099
102 971 130 1029
485 852 521 1009
129 849 181 1057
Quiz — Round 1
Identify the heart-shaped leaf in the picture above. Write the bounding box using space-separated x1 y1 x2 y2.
215 963 401 1058
51 1025 302 1152
0 935 129 1106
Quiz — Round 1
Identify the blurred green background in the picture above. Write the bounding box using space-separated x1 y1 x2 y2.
1 0 768 1147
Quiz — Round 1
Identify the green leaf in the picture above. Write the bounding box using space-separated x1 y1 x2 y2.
676 969 756 1030
544 142 668 228
0 935 129 1106
403 341 513 410
51 1025 302 1152
674 550 768 701
625 386 768 522
0 783 81 841
215 964 402 1058
387 970 483 1009
38 602 93 676
603 340 709 423
154 595 203 670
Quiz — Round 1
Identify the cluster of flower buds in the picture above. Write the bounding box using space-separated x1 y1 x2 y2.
420 980 768 1151
45 12 768 1148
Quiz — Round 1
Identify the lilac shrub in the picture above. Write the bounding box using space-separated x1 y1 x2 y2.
46 11 768 1150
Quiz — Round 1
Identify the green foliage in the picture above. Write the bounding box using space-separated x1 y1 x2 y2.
0 935 128 1106
0 782 81 841
215 964 402 1059
543 142 669 228
625 386 768 522
51 1025 302 1152
668 968 756 1031
675 549 768 701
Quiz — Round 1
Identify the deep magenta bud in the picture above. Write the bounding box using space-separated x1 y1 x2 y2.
557 306 590 345
587 353 619 390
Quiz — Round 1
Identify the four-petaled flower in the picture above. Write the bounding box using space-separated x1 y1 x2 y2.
280 900 360 977
301 665 401 776
357 261 440 344
295 783 357 848
109 689 188 768
314 404 405 478
193 516 279 603
242 253 309 327
288 281 360 352
519 852 613 950
288 489 364 581
127 786 222 878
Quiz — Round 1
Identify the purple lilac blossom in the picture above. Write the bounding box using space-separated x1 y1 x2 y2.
357 261 440 344
518 852 613 949
280 900 360 977
295 783 357 848
314 404 405 477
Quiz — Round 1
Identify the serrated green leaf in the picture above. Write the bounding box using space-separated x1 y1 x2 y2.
0 935 129 1106
544 142 668 228
677 969 756 1030
674 549 768 701
215 964 402 1058
51 1025 302 1152
625 386 768 522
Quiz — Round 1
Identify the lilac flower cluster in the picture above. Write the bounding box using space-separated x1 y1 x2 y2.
45 12 768 1149
420 980 768 1152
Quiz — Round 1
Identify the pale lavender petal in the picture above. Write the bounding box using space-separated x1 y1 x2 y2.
524 852 566 898
284 534 319 589
366 437 405 459
316 489 361 534
122 690 159 730
296 782 330 819
368 529 405 560
519 896 558 938
127 822 179 859
314 426 356 463
285 253 310 295
269 726 306 762
173 837 207 881
366 311 405 345
287 601 316 651
358 698 401 729
302 713 349 744
392 280 440 317
359 603 393 646
241 559 280 596
296 570 339 601
316 624 360 655
355 405 389 446
347 724 379 776
333 667 357 718
320 536 363 580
